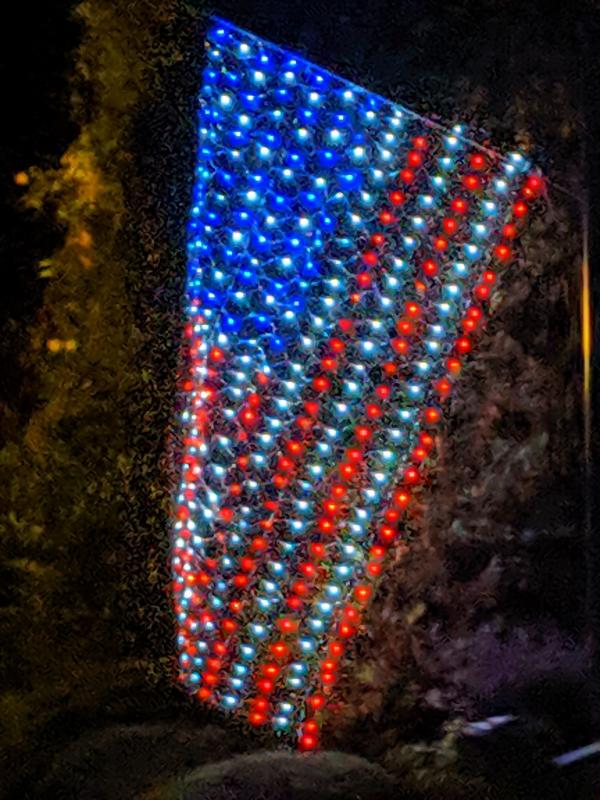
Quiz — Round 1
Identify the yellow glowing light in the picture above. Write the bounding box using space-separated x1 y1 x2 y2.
73 229 92 248
14 171 29 186
47 339 62 352
581 208 593 471
581 245 592 401
64 339 77 352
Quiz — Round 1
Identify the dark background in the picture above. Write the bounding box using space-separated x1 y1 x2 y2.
0 2 79 409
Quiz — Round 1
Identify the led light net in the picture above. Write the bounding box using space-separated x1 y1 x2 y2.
172 17 544 749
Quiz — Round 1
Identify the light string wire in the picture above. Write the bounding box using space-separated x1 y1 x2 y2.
174 14 578 744
209 15 577 201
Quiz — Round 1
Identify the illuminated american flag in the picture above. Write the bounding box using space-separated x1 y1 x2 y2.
171 16 544 749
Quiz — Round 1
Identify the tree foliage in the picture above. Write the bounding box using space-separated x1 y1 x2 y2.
0 0 206 756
